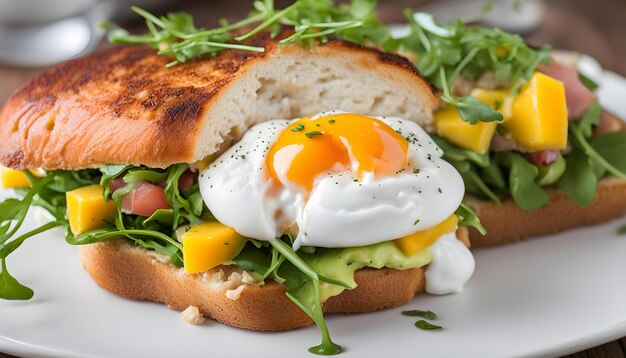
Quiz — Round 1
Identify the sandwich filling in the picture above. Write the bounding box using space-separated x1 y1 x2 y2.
0 113 481 356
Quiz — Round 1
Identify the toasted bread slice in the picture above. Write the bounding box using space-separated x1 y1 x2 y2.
0 37 436 171
79 228 468 331
467 178 626 247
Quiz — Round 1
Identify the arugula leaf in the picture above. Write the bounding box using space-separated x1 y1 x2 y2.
100 164 131 198
497 152 549 210
67 226 184 267
402 309 437 319
578 100 602 138
0 260 34 300
570 124 626 180
453 96 504 124
589 131 626 174
432 135 490 167
559 146 597 207
455 203 486 235
269 238 342 355
481 158 506 189
536 154 566 186
234 243 272 274
0 222 63 259
0 199 21 222
415 320 442 330
578 73 599 91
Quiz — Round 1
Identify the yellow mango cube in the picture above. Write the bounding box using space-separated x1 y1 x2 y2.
0 166 31 188
434 89 510 154
395 214 458 256
503 72 568 150
66 185 116 235
182 222 246 273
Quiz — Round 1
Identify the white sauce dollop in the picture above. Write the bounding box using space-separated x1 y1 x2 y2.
425 232 475 295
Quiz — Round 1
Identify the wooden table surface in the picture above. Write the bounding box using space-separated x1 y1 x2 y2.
0 0 624 357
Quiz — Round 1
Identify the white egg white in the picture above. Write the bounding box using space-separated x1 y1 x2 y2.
199 111 465 251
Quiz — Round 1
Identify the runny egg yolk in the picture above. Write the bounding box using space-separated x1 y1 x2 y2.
266 113 409 191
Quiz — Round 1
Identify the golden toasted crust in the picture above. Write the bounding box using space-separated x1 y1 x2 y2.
468 178 626 247
79 228 468 331
0 37 435 171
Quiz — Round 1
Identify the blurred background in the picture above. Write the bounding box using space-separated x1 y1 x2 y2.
0 0 625 104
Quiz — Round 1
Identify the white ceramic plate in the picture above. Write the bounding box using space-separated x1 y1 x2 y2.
1 70 625 358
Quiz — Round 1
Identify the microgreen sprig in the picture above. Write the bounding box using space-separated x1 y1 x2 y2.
108 0 388 68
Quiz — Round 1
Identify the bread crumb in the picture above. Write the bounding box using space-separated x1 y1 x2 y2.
225 285 245 301
241 271 256 284
181 306 205 325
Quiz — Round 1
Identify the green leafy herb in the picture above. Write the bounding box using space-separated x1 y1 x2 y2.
403 11 549 124
497 152 549 211
415 320 442 330
536 154 566 186
107 1 387 67
455 203 486 235
269 238 342 355
402 309 437 319
578 73 599 91
305 131 324 138
291 124 305 132
0 260 33 300
578 100 602 138
589 131 626 175
0 170 101 299
559 146 597 207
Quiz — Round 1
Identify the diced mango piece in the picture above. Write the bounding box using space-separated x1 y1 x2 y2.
66 185 116 235
395 214 459 256
182 222 246 273
434 89 510 154
0 166 30 188
503 72 568 150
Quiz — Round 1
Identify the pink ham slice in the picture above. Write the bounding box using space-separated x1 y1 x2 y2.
120 182 171 217
541 61 596 120
178 171 195 192
526 150 559 166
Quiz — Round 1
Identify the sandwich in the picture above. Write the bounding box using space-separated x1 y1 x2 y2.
1 1 623 354
395 13 626 246
0 6 484 353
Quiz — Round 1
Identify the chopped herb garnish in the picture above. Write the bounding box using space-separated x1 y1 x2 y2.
402 310 437 320
328 119 336 124
305 131 324 138
291 124 305 132
413 168 420 174
438 187 443 193
415 320 442 330
414 219 420 225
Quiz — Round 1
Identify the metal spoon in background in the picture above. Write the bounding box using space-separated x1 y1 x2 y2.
0 0 115 67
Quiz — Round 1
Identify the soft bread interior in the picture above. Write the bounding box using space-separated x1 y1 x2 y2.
198 45 436 160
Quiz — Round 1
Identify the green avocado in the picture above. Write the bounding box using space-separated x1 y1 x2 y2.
300 241 433 302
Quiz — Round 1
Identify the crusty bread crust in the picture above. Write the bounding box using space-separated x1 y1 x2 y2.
0 36 436 171
468 178 626 247
79 228 468 331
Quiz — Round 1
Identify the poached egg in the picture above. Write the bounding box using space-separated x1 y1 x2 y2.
199 112 464 249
